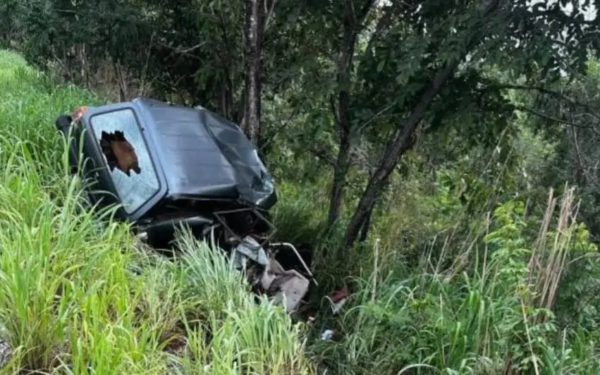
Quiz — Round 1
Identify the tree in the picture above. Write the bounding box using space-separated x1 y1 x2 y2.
509 59 600 243
6 0 600 259
241 0 264 146
339 0 600 252
142 0 245 115
327 0 377 226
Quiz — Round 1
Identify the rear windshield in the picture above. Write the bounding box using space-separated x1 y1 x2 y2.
90 108 160 214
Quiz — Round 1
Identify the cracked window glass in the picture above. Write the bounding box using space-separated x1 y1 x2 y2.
90 109 159 214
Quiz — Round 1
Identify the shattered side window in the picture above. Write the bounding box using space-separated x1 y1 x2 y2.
90 109 159 214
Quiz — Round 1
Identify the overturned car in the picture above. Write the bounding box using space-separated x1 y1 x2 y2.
54 98 314 313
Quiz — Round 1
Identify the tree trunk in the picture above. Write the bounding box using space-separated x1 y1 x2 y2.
328 129 351 225
358 200 374 243
327 0 376 226
242 0 263 147
339 0 501 253
341 64 458 252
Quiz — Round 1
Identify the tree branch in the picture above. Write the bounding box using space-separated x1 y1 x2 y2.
358 0 377 24
339 0 503 253
361 1 402 57
326 0 382 227
261 0 277 42
329 95 341 130
493 83 600 120
307 145 336 165
306 143 376 172
356 100 398 134
513 105 600 135
174 42 206 54
345 0 357 25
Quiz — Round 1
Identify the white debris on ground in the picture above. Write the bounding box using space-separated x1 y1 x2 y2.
321 329 334 341
0 339 11 368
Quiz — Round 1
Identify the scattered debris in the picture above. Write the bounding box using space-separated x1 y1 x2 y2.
261 256 310 312
320 329 334 341
231 236 310 312
231 236 269 269
0 341 10 367
55 98 316 313
327 288 350 315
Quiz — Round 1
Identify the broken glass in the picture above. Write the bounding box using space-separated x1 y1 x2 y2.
90 109 160 214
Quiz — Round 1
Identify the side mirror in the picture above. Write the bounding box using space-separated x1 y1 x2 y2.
55 115 72 134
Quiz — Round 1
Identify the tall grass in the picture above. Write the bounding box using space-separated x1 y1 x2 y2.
4 47 600 375
0 50 313 374
307 188 600 374
177 233 313 374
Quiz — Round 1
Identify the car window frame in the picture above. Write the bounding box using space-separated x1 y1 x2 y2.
88 107 163 215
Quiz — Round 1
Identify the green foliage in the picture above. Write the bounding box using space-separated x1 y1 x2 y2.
2 0 600 372
310 195 600 374
0 49 312 374
176 232 313 374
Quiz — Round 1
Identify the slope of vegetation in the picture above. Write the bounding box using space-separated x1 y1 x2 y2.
3 46 600 374
3 0 600 374
0 50 312 374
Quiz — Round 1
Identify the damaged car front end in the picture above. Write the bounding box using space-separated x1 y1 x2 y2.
55 98 314 313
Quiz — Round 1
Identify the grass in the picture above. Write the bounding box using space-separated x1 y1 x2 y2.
2 48 600 375
0 49 313 374
303 188 600 375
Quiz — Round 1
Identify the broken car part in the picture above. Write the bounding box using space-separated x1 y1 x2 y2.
327 288 350 315
54 98 315 313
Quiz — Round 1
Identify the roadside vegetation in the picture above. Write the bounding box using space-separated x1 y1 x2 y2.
0 50 312 374
2 0 600 374
3 46 600 374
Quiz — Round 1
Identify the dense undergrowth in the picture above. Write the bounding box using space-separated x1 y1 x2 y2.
1 49 600 374
0 51 313 374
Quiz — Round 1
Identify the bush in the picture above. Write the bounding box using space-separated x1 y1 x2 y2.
309 191 600 374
